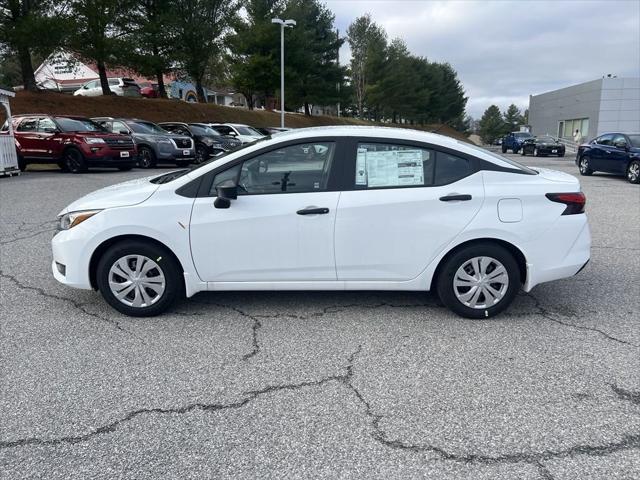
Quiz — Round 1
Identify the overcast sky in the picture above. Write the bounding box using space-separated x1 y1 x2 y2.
324 0 640 118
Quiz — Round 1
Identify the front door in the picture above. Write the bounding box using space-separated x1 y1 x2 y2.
590 134 614 171
189 140 340 282
335 141 485 281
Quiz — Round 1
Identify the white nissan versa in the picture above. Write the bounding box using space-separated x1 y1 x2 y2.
52 127 591 318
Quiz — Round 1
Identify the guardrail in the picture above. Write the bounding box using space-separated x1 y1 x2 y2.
554 137 579 153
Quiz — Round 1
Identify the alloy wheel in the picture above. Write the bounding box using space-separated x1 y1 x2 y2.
195 146 207 164
108 255 166 308
453 256 509 309
628 161 639 183
65 150 83 173
580 157 589 173
139 148 153 168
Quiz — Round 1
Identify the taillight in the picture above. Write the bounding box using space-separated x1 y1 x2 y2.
545 192 586 215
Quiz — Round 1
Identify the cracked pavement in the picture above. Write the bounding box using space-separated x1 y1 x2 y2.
1 155 639 479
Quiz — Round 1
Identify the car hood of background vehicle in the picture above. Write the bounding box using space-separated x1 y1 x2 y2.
58 176 160 215
531 167 579 184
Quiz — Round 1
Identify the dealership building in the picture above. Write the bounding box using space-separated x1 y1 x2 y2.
528 77 640 142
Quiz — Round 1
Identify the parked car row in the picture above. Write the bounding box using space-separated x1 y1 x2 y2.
0 113 278 173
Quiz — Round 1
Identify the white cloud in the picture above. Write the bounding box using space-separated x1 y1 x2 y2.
325 0 640 117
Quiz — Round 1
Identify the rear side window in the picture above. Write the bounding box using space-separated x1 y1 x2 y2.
355 143 434 188
17 118 37 132
434 152 471 185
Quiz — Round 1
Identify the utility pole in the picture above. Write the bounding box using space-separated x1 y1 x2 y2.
271 18 296 128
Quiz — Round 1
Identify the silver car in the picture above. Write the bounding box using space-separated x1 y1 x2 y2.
92 117 195 168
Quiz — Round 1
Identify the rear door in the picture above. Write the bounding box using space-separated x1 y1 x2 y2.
14 118 40 157
608 134 631 174
334 140 484 281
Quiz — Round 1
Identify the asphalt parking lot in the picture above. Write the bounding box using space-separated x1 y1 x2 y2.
1 150 639 479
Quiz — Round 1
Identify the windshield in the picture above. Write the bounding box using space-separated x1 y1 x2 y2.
514 132 533 138
628 135 640 147
537 136 556 143
128 121 168 135
235 126 263 136
189 124 221 136
56 117 106 133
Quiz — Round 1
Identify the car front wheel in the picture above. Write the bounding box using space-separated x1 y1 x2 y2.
138 146 156 168
436 243 520 319
579 156 593 176
194 144 208 164
627 160 640 184
501 145 507 153
96 240 182 317
63 149 87 173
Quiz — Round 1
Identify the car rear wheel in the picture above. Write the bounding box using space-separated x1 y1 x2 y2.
63 148 87 173
96 240 182 317
579 156 593 176
17 155 27 172
627 160 640 184
137 146 156 168
436 243 520 319
501 144 507 153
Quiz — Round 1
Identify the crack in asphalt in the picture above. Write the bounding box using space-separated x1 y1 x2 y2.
536 461 555 480
525 292 638 348
0 270 128 333
0 345 363 450
0 228 57 246
610 384 640 406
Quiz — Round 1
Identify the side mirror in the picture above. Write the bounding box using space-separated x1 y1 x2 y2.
214 180 238 209
228 131 237 136
119 130 129 135
43 127 57 133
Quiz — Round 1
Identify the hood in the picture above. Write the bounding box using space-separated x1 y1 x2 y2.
531 167 580 185
59 175 160 215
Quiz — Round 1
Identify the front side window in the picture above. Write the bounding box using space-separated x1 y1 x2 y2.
611 134 627 148
596 134 614 146
111 121 128 133
212 125 233 136
37 118 56 132
234 142 335 195
355 143 434 188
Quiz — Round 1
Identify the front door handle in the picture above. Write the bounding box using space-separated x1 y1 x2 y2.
297 207 329 215
439 194 472 202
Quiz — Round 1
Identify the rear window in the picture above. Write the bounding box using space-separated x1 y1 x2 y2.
627 135 640 147
462 143 537 175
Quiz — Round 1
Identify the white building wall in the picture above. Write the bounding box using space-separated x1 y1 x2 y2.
597 77 640 135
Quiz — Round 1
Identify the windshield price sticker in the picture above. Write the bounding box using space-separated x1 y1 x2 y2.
359 149 424 187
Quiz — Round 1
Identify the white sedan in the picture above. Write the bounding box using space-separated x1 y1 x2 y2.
52 126 591 318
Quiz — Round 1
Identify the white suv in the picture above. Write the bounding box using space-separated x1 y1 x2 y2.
73 78 141 97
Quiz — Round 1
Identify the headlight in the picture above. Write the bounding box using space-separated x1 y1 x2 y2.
85 137 106 144
58 210 102 230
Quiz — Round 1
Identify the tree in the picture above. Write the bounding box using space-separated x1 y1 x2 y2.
68 0 133 95
171 0 239 102
126 0 176 98
479 105 505 144
0 0 68 91
346 13 386 118
504 103 525 129
229 0 281 109
282 0 346 115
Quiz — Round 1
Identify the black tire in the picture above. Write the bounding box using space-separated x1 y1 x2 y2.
137 146 156 168
512 147 519 154
96 240 183 317
63 148 87 173
558 152 565 157
17 155 27 172
118 166 133 171
501 144 507 153
627 160 640 184
436 242 521 319
578 155 593 176
194 144 208 164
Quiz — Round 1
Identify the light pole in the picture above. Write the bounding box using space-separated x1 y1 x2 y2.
271 18 296 129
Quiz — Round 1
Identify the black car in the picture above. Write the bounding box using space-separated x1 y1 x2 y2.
521 135 565 157
576 132 640 184
158 122 242 164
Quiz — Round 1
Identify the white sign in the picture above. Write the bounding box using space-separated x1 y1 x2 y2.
359 149 424 187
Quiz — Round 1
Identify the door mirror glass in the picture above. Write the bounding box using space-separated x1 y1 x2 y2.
119 130 129 135
43 127 57 133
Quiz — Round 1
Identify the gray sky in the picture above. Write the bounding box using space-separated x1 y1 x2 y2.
324 0 640 118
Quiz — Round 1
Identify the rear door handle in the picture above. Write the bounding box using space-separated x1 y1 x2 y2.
439 194 472 202
297 207 329 215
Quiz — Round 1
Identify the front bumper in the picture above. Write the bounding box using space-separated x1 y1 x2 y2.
51 226 94 290
156 143 195 161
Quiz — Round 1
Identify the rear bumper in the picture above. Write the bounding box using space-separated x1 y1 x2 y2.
523 216 591 291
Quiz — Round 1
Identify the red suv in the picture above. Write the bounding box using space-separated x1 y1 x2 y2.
5 115 138 173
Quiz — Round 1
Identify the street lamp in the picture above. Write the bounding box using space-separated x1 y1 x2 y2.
271 18 296 129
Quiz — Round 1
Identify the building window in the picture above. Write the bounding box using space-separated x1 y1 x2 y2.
560 118 589 139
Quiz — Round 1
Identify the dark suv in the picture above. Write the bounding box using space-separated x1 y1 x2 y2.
5 115 137 173
92 117 195 168
159 122 242 164
502 131 534 154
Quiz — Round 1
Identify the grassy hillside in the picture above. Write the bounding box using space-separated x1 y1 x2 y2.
4 91 470 143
